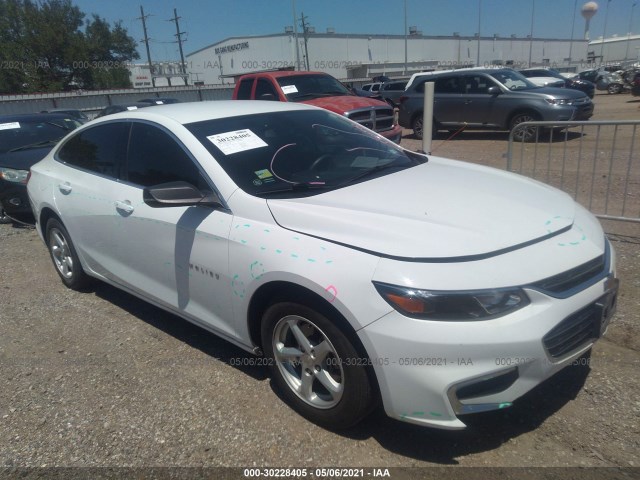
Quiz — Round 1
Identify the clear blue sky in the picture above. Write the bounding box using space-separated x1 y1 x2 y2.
71 0 639 61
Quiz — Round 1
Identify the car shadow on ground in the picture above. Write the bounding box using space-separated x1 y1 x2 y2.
93 282 269 381
332 356 591 464
94 280 590 464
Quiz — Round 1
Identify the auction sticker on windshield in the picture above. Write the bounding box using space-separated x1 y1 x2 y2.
207 129 268 155
281 85 298 94
0 122 21 130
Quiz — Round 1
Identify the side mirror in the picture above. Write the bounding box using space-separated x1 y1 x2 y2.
143 181 222 209
487 86 501 95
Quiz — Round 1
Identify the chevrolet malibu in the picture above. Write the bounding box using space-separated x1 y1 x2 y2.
27 101 618 430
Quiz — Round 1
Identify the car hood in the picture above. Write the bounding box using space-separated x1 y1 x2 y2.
532 86 589 99
0 147 53 169
302 95 390 114
266 157 575 260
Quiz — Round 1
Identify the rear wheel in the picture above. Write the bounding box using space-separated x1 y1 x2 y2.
261 302 374 429
46 218 91 290
510 112 541 142
607 83 622 94
411 115 424 140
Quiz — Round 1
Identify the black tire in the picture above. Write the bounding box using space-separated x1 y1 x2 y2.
510 112 541 142
0 207 12 224
261 302 374 429
45 218 91 290
411 115 424 140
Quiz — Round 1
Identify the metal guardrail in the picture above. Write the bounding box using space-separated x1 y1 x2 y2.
507 120 640 223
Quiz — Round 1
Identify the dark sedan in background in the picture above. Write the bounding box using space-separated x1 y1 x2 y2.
0 113 81 223
519 68 595 98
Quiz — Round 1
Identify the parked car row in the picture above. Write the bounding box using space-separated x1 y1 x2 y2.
25 100 618 431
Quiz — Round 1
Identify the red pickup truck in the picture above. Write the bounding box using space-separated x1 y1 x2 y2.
232 71 403 144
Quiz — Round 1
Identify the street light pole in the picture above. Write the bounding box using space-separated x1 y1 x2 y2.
568 0 578 65
625 2 637 61
476 0 482 67
404 0 408 75
528 0 535 67
600 0 611 65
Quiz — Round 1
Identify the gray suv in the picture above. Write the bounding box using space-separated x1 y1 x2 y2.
398 68 594 141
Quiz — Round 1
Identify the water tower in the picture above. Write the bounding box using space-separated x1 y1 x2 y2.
581 2 598 40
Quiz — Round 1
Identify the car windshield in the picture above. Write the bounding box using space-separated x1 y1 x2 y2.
186 110 425 198
0 118 80 154
276 75 353 101
489 70 539 91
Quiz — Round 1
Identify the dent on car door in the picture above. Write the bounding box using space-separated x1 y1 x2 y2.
112 121 235 337
54 121 131 277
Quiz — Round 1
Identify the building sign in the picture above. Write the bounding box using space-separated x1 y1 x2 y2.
215 42 249 55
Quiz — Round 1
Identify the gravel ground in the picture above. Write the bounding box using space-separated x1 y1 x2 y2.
0 93 638 473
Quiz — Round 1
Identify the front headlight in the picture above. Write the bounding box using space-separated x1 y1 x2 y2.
545 98 569 105
373 282 530 321
0 167 29 184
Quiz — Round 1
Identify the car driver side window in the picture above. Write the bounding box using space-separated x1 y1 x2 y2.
125 122 209 190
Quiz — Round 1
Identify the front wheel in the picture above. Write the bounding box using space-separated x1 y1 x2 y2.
510 113 540 142
46 218 91 290
261 302 374 429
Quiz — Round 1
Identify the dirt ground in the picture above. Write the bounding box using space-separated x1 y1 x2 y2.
0 92 638 474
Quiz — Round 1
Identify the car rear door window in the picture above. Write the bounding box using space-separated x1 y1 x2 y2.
56 122 130 177
433 76 462 94
125 122 207 189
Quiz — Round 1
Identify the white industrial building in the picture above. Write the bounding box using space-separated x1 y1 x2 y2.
588 34 640 66
186 31 594 85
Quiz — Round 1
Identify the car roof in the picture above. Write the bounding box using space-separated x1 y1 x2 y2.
0 112 76 122
406 67 508 88
89 100 318 125
241 70 330 79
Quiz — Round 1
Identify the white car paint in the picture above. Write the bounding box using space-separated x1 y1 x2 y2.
27 101 618 430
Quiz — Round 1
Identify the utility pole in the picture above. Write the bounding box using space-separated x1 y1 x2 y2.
300 12 310 71
138 5 155 87
404 0 408 75
170 8 188 85
292 0 301 70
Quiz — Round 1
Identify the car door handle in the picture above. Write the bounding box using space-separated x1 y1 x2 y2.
115 200 134 214
58 182 72 194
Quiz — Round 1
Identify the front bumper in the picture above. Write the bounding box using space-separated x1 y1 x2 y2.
378 124 403 144
358 244 617 430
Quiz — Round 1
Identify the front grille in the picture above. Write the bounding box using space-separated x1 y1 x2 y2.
346 107 395 133
532 254 605 295
543 303 600 358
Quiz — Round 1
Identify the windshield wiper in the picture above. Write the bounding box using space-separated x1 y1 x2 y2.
336 163 406 188
8 138 60 152
256 182 333 196
45 121 73 130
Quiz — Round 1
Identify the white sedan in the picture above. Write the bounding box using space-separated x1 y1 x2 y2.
27 101 618 430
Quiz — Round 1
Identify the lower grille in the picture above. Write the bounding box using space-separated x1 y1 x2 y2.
543 304 599 359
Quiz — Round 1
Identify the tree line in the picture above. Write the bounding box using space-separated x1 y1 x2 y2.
0 0 139 94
